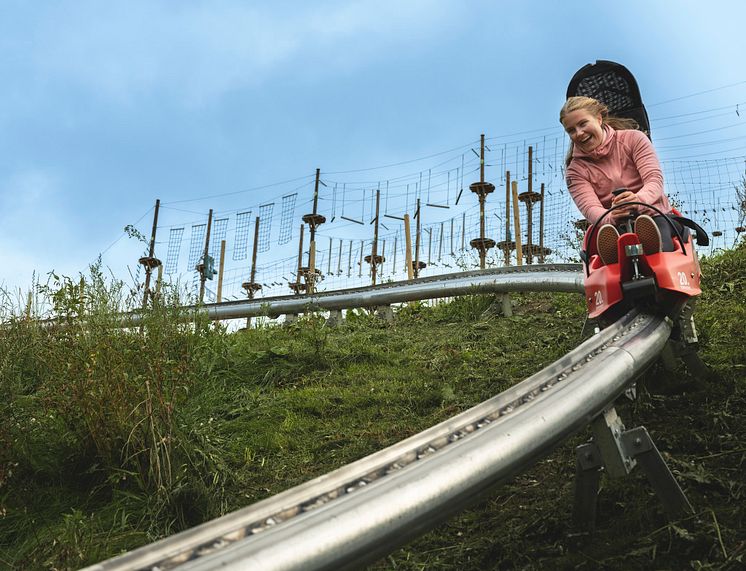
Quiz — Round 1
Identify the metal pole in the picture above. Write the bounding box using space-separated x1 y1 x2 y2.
427 228 432 266
527 146 533 265
328 237 333 275
450 218 454 256
337 239 343 275
295 224 304 292
358 241 364 278
438 221 444 262
347 239 353 278
381 240 386 276
392 235 398 275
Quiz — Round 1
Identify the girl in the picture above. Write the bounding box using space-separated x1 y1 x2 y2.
560 96 673 265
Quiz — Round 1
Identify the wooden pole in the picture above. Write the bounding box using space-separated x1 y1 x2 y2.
155 264 163 299
480 133 485 183
250 217 260 288
371 189 380 285
295 224 304 292
216 239 226 302
404 214 413 280
142 199 161 307
540 183 546 263
308 240 316 294
511 181 522 267
311 168 320 242
505 171 511 266
414 199 421 278
479 134 486 269
244 217 261 329
198 209 213 303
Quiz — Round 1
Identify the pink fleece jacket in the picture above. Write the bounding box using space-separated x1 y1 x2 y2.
565 125 671 224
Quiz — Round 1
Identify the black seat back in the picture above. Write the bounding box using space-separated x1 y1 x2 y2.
566 60 651 139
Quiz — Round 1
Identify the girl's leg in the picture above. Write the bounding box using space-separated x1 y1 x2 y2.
652 216 688 252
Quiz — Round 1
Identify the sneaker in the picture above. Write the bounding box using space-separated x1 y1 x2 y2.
596 224 620 265
635 215 662 255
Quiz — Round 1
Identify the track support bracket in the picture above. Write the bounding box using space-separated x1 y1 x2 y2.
573 407 693 531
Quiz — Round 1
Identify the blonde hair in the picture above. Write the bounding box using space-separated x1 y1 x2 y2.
560 96 639 166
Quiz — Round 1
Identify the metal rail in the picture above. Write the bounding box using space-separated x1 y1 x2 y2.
86 306 671 571
133 264 584 322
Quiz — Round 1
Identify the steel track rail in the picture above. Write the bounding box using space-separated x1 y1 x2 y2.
132 264 583 322
86 308 671 571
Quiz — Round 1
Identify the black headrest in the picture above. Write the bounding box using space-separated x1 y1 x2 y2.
566 60 651 138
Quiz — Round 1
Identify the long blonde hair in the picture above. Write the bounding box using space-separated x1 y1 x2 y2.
560 96 638 166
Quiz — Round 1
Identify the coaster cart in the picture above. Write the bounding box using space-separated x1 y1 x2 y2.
568 60 710 375
581 201 708 323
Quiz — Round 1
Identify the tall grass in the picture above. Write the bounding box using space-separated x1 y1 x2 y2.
0 264 233 567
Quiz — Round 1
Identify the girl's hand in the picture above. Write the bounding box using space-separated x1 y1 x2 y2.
611 190 636 206
610 190 637 222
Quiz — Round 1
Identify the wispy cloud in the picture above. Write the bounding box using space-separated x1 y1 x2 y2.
0 169 77 284
12 0 454 106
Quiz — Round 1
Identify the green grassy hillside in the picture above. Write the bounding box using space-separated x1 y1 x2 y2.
1 243 744 570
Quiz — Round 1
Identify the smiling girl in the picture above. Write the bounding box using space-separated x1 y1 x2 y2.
560 96 674 265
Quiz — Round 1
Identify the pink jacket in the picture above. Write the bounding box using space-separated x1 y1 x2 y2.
565 125 671 224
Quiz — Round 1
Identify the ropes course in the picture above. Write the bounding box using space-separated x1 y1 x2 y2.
146 146 743 304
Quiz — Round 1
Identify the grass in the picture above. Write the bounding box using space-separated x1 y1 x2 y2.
0 244 744 570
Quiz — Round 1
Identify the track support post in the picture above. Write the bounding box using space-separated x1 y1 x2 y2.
573 407 693 531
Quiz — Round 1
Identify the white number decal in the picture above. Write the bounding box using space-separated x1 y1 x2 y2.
677 272 690 288
594 290 603 306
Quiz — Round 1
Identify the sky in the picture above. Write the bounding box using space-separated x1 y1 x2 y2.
2 0 746 302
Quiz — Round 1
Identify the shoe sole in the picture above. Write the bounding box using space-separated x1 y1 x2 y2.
597 225 619 265
635 215 662 255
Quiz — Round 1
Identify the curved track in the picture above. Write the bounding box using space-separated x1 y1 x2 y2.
87 267 671 571
135 264 584 321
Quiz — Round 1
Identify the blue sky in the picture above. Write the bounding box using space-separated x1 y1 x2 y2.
2 0 745 299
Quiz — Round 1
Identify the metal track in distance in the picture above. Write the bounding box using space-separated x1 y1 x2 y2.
133 264 583 322
86 308 670 571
